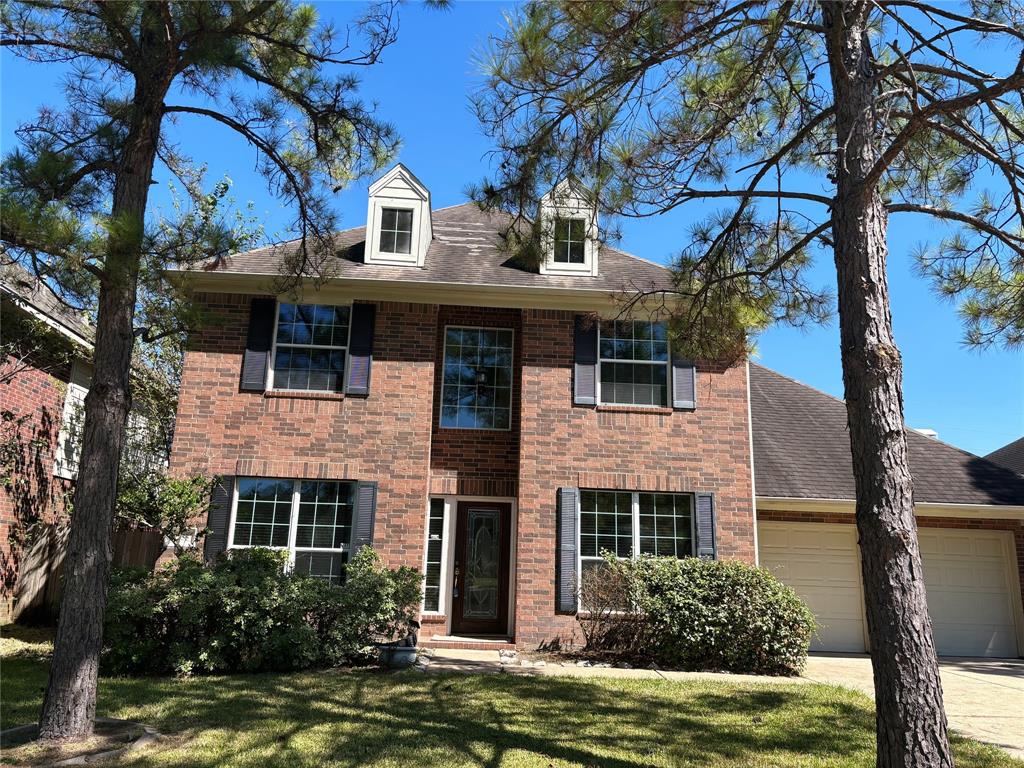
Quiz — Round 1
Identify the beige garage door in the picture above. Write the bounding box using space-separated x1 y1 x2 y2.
758 522 867 652
918 528 1020 658
758 521 1023 658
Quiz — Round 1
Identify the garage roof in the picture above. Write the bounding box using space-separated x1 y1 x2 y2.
750 363 1024 506
986 437 1024 476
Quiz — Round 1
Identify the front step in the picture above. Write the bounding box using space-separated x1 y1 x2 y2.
423 635 516 651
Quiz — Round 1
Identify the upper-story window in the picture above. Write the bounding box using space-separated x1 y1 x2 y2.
441 326 514 430
379 208 414 255
553 218 586 264
229 477 355 585
271 302 350 392
599 320 670 407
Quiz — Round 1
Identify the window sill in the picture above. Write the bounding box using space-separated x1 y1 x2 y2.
264 389 346 402
595 404 673 415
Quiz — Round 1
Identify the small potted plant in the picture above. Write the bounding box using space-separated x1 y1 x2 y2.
377 616 420 668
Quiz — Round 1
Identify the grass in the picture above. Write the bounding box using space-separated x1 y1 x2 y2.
2 625 1020 768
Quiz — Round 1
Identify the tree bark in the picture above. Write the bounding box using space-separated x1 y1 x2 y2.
821 3 953 767
38 9 172 741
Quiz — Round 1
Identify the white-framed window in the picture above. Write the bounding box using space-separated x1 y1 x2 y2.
378 207 414 255
598 320 670 407
553 217 587 264
228 477 356 585
440 326 514 430
269 302 351 392
422 497 450 613
578 490 695 594
53 360 91 479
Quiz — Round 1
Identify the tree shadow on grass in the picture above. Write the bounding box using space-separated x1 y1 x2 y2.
91 672 883 767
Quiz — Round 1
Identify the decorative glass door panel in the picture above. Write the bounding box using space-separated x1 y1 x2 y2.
464 509 500 619
452 501 511 635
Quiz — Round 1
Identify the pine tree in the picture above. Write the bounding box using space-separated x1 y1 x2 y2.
473 3 1023 766
1 0 411 742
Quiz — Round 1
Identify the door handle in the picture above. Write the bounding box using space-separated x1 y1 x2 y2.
453 564 461 599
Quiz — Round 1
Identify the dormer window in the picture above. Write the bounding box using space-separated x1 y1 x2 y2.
554 217 586 264
539 181 599 276
379 208 413 255
365 163 432 267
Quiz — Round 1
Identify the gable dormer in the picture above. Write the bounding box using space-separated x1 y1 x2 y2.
365 163 432 267
538 180 599 277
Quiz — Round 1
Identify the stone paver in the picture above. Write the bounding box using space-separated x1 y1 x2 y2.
803 654 1024 759
418 648 1024 759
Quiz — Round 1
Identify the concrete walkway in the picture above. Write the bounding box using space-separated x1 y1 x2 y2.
418 649 1024 759
803 654 1024 760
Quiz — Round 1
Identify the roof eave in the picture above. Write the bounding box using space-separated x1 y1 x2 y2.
756 495 1024 520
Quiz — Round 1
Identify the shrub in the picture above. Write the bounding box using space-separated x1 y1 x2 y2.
580 554 816 675
103 547 422 676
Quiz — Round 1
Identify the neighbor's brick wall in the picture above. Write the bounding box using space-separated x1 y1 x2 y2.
170 293 438 570
757 509 1024 617
0 353 73 621
514 309 756 648
429 305 521 499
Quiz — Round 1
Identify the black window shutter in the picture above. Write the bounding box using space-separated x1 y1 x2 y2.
573 315 598 405
557 487 579 612
345 303 376 396
672 358 697 410
695 492 717 559
204 475 234 563
353 481 378 551
240 297 276 391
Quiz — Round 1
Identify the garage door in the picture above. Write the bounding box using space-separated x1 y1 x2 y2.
758 521 1022 657
758 522 867 652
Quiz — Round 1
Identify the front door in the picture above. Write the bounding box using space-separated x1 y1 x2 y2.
451 501 511 636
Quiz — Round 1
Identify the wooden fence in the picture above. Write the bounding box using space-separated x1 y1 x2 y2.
10 524 165 623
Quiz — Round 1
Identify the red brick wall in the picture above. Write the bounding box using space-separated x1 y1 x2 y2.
429 305 521 499
0 354 73 621
170 293 438 570
757 508 1024 617
514 309 756 647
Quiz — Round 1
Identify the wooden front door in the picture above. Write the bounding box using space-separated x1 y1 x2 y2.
451 501 511 636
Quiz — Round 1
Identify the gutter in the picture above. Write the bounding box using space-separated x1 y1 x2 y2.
756 495 1024 520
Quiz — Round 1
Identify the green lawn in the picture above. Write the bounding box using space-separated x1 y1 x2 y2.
2 627 1020 768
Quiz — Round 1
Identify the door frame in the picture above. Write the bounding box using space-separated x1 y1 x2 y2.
421 496 518 638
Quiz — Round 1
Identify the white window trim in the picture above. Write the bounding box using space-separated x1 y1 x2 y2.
439 324 515 432
226 477 356 576
53 359 91 480
596 321 672 408
421 496 453 615
266 300 353 393
576 490 697 613
377 206 415 256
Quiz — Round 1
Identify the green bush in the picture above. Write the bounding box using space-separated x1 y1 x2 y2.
580 554 816 676
103 547 422 676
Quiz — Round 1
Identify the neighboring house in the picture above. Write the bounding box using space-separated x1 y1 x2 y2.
0 263 94 622
169 163 1024 656
986 437 1024 476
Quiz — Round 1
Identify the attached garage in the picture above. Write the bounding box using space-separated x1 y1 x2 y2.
758 520 1024 658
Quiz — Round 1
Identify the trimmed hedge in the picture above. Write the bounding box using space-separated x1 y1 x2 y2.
103 547 422 676
580 555 816 675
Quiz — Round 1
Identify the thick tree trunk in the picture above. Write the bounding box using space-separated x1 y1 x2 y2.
821 4 953 767
38 56 170 741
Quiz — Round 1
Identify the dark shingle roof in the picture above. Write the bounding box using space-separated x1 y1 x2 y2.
986 437 1024 476
192 203 674 294
750 363 1024 506
0 261 94 346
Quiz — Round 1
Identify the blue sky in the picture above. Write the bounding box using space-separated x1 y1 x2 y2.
2 2 1021 456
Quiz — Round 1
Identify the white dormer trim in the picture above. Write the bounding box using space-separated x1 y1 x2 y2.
365 163 433 267
539 181 599 277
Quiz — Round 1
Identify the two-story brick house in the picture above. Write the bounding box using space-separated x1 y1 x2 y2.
170 164 1024 655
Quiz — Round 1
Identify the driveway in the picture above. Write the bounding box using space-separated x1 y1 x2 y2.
803 654 1024 759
